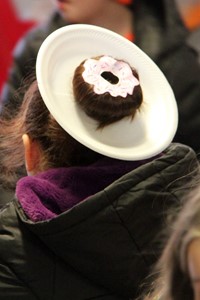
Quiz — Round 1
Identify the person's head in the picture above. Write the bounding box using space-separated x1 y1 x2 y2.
53 0 133 24
0 24 178 190
24 55 142 174
142 185 200 300
0 79 105 190
0 53 143 189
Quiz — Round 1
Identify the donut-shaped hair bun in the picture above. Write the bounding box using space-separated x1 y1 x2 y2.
73 55 143 128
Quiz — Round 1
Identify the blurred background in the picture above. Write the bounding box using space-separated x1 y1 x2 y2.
0 0 200 93
0 0 55 92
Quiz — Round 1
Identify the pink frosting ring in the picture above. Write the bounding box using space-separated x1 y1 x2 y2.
82 56 139 98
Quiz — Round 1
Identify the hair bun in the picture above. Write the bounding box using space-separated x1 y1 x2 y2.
73 55 143 128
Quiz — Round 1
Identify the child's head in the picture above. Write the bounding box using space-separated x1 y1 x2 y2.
0 31 144 189
20 55 142 175
0 79 103 189
0 24 178 189
22 81 103 169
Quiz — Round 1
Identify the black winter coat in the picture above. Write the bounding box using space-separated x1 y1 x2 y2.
1 0 200 152
0 144 199 300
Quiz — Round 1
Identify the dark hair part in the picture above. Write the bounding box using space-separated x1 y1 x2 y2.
0 80 103 191
73 56 143 128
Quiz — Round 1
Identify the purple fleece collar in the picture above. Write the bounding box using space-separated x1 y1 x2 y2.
16 157 156 222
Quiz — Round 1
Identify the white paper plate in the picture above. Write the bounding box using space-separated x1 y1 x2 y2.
36 24 178 160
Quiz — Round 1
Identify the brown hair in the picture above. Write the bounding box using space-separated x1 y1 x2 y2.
0 80 103 191
140 184 200 300
73 56 143 128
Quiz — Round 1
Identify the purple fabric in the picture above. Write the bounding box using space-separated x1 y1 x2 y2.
16 156 157 222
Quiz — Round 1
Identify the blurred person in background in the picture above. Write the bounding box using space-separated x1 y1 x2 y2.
140 183 200 300
1 0 200 153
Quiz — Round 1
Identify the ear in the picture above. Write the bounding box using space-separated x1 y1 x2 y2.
22 134 41 175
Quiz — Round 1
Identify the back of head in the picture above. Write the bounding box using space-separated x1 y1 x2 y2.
0 24 178 189
0 80 103 190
